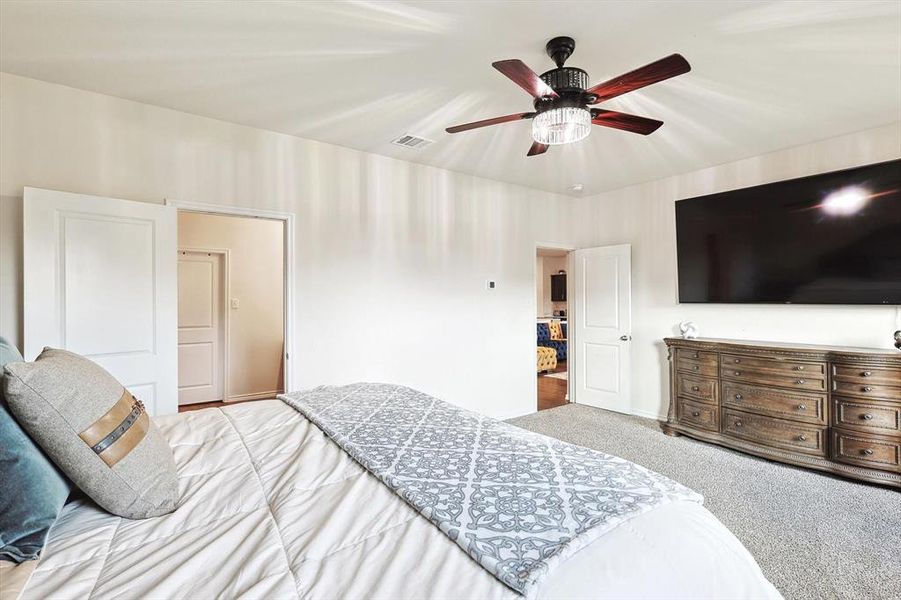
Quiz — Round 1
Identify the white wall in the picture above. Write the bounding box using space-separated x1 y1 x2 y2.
2 71 897 421
0 72 578 419
573 122 901 420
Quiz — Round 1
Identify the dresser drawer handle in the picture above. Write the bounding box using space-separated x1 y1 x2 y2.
734 420 743 428
692 411 701 417
733 371 741 376
797 435 807 442
862 413 874 421
693 365 700 371
693 353 699 359
862 386 872 392
691 385 700 391
862 449 874 456
734 393 743 400
797 404 807 411
794 365 805 371
862 371 872 377
733 358 741 364
795 379 806 385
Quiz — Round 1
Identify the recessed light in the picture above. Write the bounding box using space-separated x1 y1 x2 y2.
570 183 584 193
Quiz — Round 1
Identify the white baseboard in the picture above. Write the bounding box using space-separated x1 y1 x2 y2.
226 390 283 403
630 407 667 421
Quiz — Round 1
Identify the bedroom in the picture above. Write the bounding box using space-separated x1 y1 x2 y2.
0 2 899 599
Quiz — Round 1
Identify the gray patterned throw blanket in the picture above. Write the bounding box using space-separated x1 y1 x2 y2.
280 383 702 597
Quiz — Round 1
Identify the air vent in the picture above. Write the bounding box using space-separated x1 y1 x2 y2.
391 133 434 150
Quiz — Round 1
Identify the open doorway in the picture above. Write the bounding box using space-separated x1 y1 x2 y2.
175 210 286 411
536 247 570 411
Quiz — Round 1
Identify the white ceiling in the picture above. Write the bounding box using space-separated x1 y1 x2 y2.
2 1 899 196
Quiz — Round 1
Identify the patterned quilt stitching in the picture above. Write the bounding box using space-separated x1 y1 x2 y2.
219 408 302 600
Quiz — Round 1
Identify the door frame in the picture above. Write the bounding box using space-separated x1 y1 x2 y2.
534 242 576 408
177 247 229 405
165 199 296 395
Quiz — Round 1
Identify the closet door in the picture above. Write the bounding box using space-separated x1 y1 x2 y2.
23 187 178 415
177 250 225 405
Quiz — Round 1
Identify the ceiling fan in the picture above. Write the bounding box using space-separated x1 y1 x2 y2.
445 36 690 156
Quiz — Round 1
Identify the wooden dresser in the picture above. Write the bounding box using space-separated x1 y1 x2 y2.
663 338 901 489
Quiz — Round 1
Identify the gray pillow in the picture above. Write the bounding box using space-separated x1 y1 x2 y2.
3 348 178 519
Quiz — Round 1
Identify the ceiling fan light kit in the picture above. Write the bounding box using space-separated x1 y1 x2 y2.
532 106 591 145
446 35 690 157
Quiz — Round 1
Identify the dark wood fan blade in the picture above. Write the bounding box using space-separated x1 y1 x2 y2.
591 110 663 135
446 112 533 134
527 141 549 156
586 54 690 103
493 60 559 99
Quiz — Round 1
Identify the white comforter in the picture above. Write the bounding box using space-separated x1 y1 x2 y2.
21 400 780 599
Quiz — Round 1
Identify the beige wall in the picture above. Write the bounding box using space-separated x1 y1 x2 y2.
0 73 578 419
574 121 901 420
178 212 284 400
536 256 567 318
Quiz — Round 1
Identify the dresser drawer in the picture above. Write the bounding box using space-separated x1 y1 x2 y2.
833 398 901 436
722 382 826 425
675 348 717 365
832 430 901 472
721 354 826 379
720 367 828 392
832 379 901 402
676 374 717 404
832 364 901 387
722 409 826 456
676 358 718 377
676 398 718 432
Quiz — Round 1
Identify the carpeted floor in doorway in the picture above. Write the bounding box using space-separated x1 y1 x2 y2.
508 404 901 600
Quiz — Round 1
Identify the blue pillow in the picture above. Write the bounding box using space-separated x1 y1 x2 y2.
0 337 70 563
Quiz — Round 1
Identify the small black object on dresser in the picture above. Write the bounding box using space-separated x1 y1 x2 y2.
663 337 901 489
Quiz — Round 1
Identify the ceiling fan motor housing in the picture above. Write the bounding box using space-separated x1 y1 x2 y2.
540 68 588 94
535 67 593 113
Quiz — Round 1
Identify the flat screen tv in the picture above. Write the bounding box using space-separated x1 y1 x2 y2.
676 159 901 305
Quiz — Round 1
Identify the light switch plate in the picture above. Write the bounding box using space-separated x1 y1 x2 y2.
231 298 240 309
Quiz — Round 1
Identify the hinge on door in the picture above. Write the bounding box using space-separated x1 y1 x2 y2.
285 352 289 360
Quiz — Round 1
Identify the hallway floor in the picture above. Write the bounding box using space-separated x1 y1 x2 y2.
537 360 568 411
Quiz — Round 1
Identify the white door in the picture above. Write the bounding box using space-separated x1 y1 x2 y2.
23 187 178 415
571 244 632 413
177 250 225 405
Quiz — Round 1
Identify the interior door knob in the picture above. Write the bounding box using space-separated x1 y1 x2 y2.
620 335 631 341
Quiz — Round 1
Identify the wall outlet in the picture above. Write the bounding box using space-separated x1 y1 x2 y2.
487 281 496 290
231 298 240 309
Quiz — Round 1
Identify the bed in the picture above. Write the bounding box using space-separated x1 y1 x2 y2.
19 398 781 599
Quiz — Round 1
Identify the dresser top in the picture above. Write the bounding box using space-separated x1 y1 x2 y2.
664 336 901 359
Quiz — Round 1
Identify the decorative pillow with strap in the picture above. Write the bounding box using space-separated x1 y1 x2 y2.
3 348 178 519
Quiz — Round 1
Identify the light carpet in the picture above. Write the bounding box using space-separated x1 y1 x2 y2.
508 404 901 600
